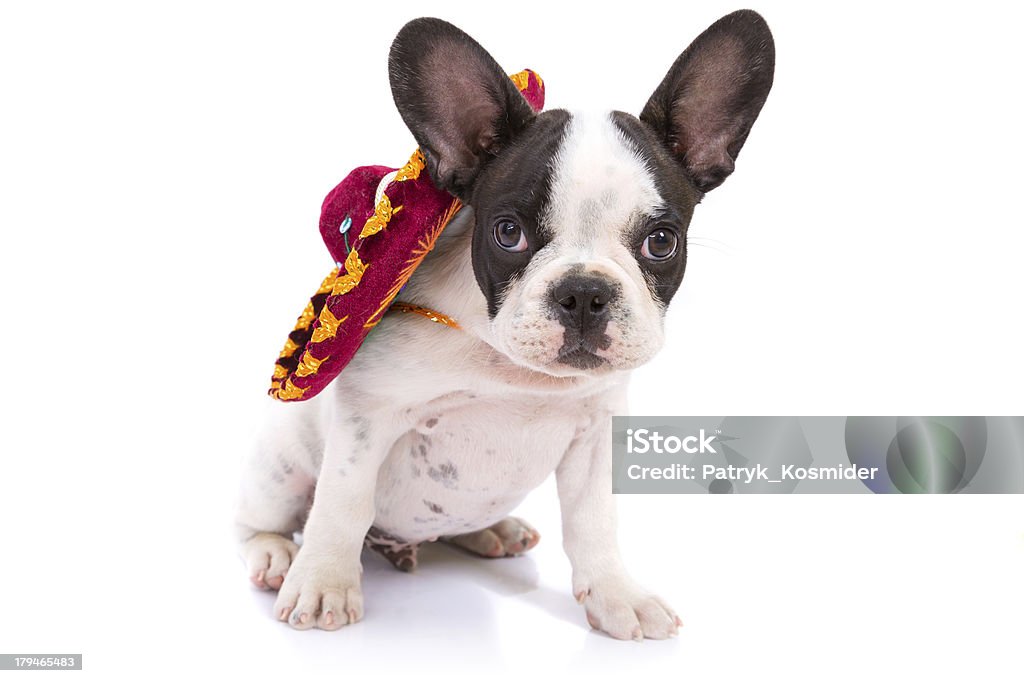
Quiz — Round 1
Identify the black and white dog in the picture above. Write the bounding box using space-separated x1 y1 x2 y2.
237 11 774 639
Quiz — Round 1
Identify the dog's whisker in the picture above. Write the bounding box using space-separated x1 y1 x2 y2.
687 234 733 249
686 239 734 255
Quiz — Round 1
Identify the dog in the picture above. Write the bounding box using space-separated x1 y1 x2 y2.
236 10 774 640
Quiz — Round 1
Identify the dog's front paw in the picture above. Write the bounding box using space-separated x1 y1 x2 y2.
273 552 363 631
575 575 681 640
243 532 298 591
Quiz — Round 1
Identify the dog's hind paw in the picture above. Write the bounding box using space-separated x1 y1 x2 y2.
244 532 298 591
444 516 541 558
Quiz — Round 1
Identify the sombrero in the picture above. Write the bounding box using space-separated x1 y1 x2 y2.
269 69 545 401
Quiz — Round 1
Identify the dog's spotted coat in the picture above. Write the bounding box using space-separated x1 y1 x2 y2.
236 12 774 639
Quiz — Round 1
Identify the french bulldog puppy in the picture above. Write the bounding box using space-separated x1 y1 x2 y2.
237 10 774 639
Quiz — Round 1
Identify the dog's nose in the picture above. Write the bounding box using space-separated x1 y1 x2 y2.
552 274 617 332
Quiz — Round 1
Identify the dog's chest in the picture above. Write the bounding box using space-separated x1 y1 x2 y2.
371 394 582 543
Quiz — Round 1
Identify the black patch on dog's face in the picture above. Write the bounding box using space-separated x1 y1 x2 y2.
611 111 699 307
388 13 774 321
468 109 572 318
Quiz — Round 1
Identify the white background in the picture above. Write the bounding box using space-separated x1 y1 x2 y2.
2 1 1023 681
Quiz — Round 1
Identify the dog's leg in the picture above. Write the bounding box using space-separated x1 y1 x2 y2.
272 413 390 631
235 427 318 591
365 526 421 572
556 407 682 641
443 517 541 558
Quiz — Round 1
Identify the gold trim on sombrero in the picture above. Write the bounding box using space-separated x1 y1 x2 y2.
358 194 403 239
331 248 367 296
295 301 317 330
365 197 463 328
508 69 541 93
391 302 460 329
311 305 346 344
270 264 340 397
509 70 529 90
394 150 425 182
295 350 328 378
288 266 339 335
279 337 299 358
275 377 307 401
316 268 339 295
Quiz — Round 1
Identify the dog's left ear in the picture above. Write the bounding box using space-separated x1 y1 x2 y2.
640 10 775 193
389 18 537 201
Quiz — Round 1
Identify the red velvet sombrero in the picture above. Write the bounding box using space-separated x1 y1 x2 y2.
269 69 545 401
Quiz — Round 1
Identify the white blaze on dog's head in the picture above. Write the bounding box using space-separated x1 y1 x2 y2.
388 13 775 377
488 111 674 376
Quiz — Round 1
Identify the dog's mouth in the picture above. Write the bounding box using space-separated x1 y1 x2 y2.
555 339 607 370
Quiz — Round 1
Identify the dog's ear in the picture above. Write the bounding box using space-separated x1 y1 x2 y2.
640 10 775 193
389 18 537 201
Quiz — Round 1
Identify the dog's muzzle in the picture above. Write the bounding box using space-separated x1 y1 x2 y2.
549 273 619 369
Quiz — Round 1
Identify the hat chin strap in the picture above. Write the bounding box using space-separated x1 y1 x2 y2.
389 301 460 329
374 169 400 206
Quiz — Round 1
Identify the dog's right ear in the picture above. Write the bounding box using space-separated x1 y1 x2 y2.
389 18 537 202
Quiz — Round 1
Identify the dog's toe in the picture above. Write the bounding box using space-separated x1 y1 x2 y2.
244 532 298 592
444 516 541 558
492 517 541 555
576 575 680 640
274 557 363 631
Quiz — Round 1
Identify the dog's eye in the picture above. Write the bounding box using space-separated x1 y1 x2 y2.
493 220 528 253
640 228 678 261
